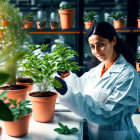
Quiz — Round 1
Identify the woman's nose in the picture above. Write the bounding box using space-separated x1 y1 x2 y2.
94 46 100 54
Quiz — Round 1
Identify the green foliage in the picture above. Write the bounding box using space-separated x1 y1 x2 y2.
0 71 9 85
39 20 46 28
83 10 96 22
0 91 14 121
22 14 34 21
18 44 62 91
108 13 125 20
52 43 83 72
40 44 49 52
9 99 32 121
50 21 58 27
0 0 29 85
59 1 71 9
54 122 78 134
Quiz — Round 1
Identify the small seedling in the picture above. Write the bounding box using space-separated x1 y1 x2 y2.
54 122 78 134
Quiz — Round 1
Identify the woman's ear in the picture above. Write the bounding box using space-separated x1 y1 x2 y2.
112 36 116 46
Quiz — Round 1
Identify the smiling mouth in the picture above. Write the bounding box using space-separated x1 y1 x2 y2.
96 54 104 58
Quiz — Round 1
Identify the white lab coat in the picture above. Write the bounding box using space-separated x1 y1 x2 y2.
58 54 140 140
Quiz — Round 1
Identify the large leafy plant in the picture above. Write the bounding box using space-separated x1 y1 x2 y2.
0 0 28 85
52 43 83 72
18 44 62 92
83 10 96 22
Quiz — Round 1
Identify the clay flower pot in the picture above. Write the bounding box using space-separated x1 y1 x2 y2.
0 85 28 103
24 20 34 29
0 126 2 136
136 62 140 72
4 112 32 137
16 78 34 92
50 23 59 29
113 20 125 29
0 30 4 38
84 21 95 29
29 92 58 122
36 21 46 30
58 9 75 29
137 19 140 28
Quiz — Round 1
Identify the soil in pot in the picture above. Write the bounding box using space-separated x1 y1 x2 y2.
0 85 28 103
16 78 34 92
30 91 56 97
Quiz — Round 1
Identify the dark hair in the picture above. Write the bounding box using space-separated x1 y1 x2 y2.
87 22 136 69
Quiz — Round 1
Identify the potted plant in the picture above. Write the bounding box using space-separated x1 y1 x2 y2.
108 13 125 29
83 10 97 29
50 12 59 29
22 14 34 29
20 48 61 122
137 11 140 28
0 0 29 102
51 43 83 78
136 53 140 72
2 96 32 137
36 20 46 29
58 1 75 29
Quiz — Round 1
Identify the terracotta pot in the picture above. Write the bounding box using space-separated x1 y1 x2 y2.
0 20 9 27
29 92 58 122
84 21 95 29
139 107 140 112
4 112 32 137
137 19 140 28
50 23 58 29
36 21 46 29
58 9 75 29
0 31 4 38
113 20 125 29
136 62 140 72
24 20 34 29
16 82 34 92
0 86 28 103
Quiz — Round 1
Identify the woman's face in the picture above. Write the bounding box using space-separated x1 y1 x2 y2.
88 35 117 63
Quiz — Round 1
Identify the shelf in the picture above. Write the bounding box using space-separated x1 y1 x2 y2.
27 28 81 34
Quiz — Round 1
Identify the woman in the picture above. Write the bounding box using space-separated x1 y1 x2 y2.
55 22 140 140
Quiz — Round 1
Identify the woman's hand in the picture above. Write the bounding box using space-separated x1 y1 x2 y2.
54 76 68 95
57 71 70 79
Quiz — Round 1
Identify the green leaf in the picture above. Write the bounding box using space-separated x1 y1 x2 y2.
69 128 78 133
0 71 10 85
0 100 13 121
54 128 64 134
0 90 9 98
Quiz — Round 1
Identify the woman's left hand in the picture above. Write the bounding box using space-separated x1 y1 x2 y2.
54 76 68 95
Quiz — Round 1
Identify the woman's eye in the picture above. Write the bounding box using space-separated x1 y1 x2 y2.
90 45 95 49
98 43 104 47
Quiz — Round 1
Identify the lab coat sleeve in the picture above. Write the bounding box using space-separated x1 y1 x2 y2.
59 67 140 125
63 69 93 93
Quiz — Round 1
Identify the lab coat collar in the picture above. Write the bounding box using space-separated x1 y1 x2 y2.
95 54 126 79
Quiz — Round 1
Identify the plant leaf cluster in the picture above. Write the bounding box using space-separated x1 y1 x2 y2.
22 14 34 21
0 0 29 85
50 21 59 27
59 1 71 9
52 43 83 72
39 20 46 28
137 53 140 63
54 122 78 134
83 10 96 22
108 13 125 20
0 91 31 121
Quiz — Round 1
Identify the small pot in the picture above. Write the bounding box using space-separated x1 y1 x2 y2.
137 19 140 28
36 21 46 29
29 91 58 122
113 20 125 29
0 126 2 136
24 20 34 29
0 31 4 38
50 23 58 29
4 112 32 137
84 21 95 29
